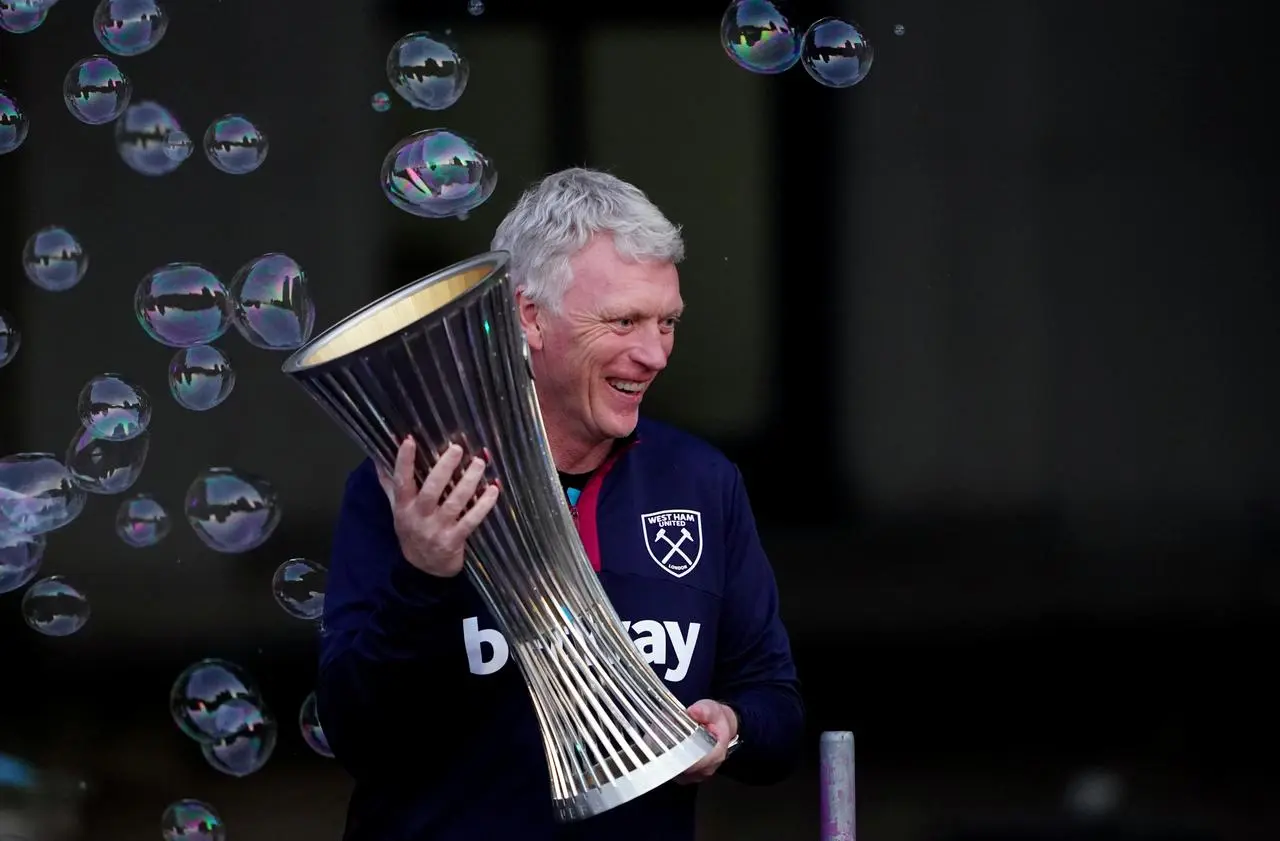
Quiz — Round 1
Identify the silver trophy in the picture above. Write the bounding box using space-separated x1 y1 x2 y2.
281 252 716 821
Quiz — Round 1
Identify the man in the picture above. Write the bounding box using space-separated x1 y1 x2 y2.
317 168 804 841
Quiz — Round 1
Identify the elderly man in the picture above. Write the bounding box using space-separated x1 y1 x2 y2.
318 168 804 841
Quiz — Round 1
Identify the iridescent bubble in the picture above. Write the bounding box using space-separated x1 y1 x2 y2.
65 426 150 495
21 575 90 637
22 226 88 292
93 0 168 57
0 530 44 595
115 100 184 176
77 373 150 441
229 253 315 350
114 493 169 547
185 467 280 554
63 55 131 126
168 345 235 411
0 90 29 155
134 263 232 348
202 711 276 777
370 91 390 112
380 129 497 219
720 0 802 74
386 31 469 111
169 658 265 743
298 691 333 758
161 799 225 841
202 114 267 175
0 454 86 537
467 0 484 15
0 1 46 34
272 558 327 621
800 17 873 88
0 309 20 369
163 128 191 161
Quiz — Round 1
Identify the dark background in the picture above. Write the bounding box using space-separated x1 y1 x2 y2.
1 0 1277 839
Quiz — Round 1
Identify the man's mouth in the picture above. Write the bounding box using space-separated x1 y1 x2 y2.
607 378 647 395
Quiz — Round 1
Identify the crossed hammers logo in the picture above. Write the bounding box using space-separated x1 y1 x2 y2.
653 526 694 566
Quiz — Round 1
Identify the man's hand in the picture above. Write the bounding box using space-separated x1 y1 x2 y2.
675 700 739 784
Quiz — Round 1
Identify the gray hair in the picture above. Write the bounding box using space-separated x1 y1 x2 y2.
490 167 685 312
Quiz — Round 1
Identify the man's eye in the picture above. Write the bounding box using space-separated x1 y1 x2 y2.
616 318 634 327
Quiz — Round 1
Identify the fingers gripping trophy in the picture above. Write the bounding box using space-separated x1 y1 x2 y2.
281 252 718 821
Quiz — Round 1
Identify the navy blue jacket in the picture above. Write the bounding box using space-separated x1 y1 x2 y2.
317 417 804 841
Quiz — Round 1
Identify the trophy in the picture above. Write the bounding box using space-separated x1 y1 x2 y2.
281 252 716 821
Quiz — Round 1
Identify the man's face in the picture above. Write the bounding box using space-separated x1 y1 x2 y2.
520 234 683 449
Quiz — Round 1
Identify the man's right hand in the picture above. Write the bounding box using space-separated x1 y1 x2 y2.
376 437 501 578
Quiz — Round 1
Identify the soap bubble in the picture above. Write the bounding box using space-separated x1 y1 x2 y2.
0 309 20 368
161 799 225 841
0 0 46 34
380 128 497 219
163 129 191 161
0 530 44 595
370 91 391 112
169 345 235 411
0 454 87 536
93 0 168 57
77 373 150 441
65 427 150 495
386 31 469 110
0 90 29 155
134 263 232 347
202 710 276 777
21 576 90 636
115 100 185 176
63 55 131 125
298 691 333 758
203 114 267 175
185 467 281 553
115 493 170 547
272 558 327 620
170 658 265 743
22 226 88 292
800 17 873 88
894 23 905 36
229 253 315 350
467 0 484 14
720 0 802 75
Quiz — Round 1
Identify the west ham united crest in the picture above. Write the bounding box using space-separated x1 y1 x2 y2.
640 509 703 578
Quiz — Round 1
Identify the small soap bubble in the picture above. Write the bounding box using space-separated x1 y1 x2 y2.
77 373 151 441
467 0 483 15
370 91 391 112
163 128 191 161
720 0 802 75
386 31 469 110
22 226 88 292
0 309 20 368
115 493 169 547
21 575 90 636
0 454 87 537
63 55 131 126
170 658 266 743
161 799 225 841
203 114 268 175
65 427 150 495
169 345 235 411
381 128 498 219
229 253 315 350
0 0 46 34
93 0 168 57
0 90 29 155
298 691 334 758
893 23 905 36
115 100 185 176
202 711 277 777
185 467 281 553
134 263 232 347
800 17 873 88
272 558 327 620
0 530 45 595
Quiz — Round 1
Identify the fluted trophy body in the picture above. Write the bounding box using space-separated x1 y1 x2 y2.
281 252 715 820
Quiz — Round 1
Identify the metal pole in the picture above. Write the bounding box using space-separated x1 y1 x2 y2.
819 731 855 841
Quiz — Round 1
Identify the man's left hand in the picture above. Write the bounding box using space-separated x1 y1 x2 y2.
675 699 739 784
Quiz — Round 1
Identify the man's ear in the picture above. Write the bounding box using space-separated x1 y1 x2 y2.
516 289 544 351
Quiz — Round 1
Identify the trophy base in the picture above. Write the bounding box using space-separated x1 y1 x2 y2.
552 726 719 822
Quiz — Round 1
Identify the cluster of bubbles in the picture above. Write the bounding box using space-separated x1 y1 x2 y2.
720 0 877 88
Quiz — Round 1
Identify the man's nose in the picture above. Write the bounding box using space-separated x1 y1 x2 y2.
630 326 669 371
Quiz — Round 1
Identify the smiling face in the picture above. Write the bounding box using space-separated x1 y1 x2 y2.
518 234 683 472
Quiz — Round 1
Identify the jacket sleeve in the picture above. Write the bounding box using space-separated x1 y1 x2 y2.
712 465 806 785
315 459 485 781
